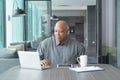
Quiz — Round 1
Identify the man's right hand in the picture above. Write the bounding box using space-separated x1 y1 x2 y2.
40 59 50 66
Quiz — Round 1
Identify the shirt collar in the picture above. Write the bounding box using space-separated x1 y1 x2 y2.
54 36 69 46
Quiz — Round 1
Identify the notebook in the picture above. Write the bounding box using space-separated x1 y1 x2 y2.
18 51 50 70
69 66 104 73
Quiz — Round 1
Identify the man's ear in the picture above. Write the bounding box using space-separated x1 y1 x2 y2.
67 30 70 35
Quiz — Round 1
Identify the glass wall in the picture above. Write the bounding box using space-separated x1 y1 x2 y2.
117 0 120 68
0 0 5 47
25 0 51 43
101 0 117 67
12 0 24 42
6 0 25 47
1 0 51 48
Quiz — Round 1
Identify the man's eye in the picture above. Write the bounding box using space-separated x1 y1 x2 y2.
60 31 64 33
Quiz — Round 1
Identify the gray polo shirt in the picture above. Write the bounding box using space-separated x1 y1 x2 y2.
38 36 85 66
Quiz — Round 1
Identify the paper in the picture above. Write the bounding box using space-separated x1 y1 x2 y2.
69 66 104 72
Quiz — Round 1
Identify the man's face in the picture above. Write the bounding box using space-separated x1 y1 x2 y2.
54 26 68 42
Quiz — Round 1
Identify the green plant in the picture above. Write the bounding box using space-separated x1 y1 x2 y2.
102 46 117 56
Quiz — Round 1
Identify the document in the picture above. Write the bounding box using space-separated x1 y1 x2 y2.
69 66 104 73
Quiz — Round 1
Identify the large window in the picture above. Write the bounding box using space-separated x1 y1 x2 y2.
25 0 51 42
12 0 24 42
5 0 25 47
0 0 5 47
116 0 120 68
100 0 117 67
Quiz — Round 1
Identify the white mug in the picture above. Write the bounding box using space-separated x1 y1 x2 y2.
77 55 88 67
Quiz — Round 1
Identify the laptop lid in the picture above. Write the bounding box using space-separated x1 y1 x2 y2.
18 51 42 70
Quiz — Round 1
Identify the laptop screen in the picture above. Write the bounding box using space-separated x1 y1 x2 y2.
18 51 42 70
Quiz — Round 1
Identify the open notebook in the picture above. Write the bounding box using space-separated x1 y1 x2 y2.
18 51 50 70
69 66 104 73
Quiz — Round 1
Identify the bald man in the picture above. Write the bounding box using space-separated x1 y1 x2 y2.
38 20 85 66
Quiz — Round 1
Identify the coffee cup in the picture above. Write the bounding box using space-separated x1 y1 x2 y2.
77 55 88 67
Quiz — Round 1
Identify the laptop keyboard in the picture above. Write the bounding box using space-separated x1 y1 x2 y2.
41 66 51 70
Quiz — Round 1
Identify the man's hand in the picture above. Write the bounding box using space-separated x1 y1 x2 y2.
40 59 50 66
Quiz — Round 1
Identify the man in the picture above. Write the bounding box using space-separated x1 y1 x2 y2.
38 20 85 66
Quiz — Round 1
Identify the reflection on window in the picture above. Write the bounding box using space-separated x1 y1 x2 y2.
12 0 24 42
0 0 5 47
26 1 51 42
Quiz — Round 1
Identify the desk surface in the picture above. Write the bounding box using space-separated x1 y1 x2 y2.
0 64 120 80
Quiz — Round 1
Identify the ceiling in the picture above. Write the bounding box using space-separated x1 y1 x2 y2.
52 0 96 10
30 0 96 10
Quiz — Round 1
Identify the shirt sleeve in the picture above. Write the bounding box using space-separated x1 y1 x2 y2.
78 43 86 57
81 44 86 55
37 42 45 60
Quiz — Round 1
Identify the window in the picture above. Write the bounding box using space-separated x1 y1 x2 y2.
0 0 5 47
25 0 52 42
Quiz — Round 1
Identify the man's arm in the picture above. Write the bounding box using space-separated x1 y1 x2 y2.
37 42 50 66
37 43 44 60
81 44 86 55
78 43 86 56
40 59 50 66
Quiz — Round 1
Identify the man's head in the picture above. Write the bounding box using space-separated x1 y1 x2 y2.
54 20 69 43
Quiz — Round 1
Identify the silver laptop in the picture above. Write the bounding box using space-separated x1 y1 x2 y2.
18 51 50 70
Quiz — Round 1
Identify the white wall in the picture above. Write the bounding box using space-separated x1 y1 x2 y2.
5 0 13 47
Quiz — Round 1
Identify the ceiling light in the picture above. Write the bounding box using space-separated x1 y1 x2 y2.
12 0 26 17
50 15 59 20
59 5 71 7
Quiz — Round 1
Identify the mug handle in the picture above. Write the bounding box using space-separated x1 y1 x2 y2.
77 57 81 64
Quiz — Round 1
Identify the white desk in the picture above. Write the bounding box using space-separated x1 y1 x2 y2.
0 64 120 80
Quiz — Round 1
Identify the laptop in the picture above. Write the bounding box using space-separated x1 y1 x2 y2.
18 51 50 70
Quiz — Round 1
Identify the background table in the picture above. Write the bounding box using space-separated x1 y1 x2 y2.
0 64 120 80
